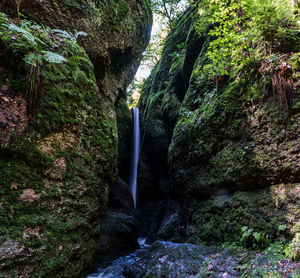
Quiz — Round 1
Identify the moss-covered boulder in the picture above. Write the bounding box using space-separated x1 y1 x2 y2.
0 2 150 275
137 8 206 242
168 40 300 199
185 184 299 250
139 7 201 164
0 14 114 277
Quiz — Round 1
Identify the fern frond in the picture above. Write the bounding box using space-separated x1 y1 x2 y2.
52 29 74 40
42 51 67 63
75 31 88 39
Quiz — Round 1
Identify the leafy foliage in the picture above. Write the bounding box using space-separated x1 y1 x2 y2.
195 0 300 75
284 230 300 261
141 33 165 68
0 12 88 116
52 29 87 42
151 0 187 30
0 13 88 67
126 77 145 107
240 226 270 250
2 20 44 47
126 0 187 107
41 51 67 64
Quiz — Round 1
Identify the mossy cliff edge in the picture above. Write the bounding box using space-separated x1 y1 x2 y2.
0 0 151 276
139 4 299 255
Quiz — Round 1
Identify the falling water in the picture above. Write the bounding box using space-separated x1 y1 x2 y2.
129 107 140 208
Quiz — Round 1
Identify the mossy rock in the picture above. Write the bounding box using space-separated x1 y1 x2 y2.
185 183 300 249
139 4 300 249
143 240 299 277
0 14 117 277
1 0 152 100
169 47 300 198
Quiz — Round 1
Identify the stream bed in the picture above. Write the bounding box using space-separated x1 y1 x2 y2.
87 248 148 278
87 241 300 278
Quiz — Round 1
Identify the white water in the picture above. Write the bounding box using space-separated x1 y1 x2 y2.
138 237 151 248
129 107 140 208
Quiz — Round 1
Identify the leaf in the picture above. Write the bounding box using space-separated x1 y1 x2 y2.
3 23 36 45
42 51 67 63
52 29 74 40
24 52 43 66
53 29 88 42
2 22 44 47
253 232 261 241
75 31 88 39
241 226 248 232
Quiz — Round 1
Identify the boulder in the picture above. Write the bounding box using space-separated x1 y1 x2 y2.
108 177 135 215
94 210 139 262
185 184 300 249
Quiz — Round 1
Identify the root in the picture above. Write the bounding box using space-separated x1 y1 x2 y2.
26 61 41 117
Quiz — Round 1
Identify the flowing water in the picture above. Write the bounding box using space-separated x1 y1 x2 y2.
86 244 149 278
129 107 140 208
86 107 144 278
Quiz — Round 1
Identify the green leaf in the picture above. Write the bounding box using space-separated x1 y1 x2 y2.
24 52 43 66
42 51 67 63
253 232 261 241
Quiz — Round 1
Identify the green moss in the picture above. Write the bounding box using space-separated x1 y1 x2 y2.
185 184 298 249
0 15 116 277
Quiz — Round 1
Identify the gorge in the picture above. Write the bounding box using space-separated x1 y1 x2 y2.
0 0 299 277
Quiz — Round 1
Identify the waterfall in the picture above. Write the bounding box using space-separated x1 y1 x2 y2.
129 107 140 208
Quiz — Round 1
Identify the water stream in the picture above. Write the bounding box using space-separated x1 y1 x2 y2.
86 244 149 278
128 107 140 208
86 107 143 278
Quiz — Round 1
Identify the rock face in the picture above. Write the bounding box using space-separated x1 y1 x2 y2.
1 0 152 100
94 177 139 263
116 98 132 182
139 4 300 251
0 0 151 276
137 8 201 243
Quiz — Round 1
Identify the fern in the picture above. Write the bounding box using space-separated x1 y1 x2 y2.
53 29 87 42
0 12 8 24
52 29 74 40
2 22 44 47
42 51 67 63
75 31 87 39
24 52 43 66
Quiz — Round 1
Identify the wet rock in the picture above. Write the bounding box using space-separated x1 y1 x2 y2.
109 177 135 215
116 98 132 182
143 241 300 278
87 248 148 278
94 211 139 263
157 210 184 242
